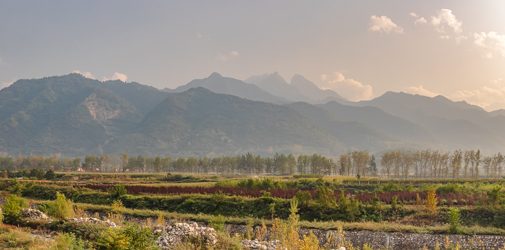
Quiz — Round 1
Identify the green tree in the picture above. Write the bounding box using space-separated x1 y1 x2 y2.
369 155 378 175
153 156 162 173
391 195 398 211
2 195 28 224
121 153 128 172
45 169 56 180
108 184 128 199
287 154 296 175
72 157 81 171
448 208 460 233
314 186 335 207
45 192 74 219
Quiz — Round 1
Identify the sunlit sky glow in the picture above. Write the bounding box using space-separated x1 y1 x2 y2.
1 1 504 110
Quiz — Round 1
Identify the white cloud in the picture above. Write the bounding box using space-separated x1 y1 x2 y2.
369 15 403 34
415 17 427 25
403 85 439 97
320 72 373 101
73 70 96 79
216 51 240 62
431 9 462 34
451 86 505 110
410 12 427 25
103 72 128 82
473 31 505 58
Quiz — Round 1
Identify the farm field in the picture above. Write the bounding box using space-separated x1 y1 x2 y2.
2 159 505 249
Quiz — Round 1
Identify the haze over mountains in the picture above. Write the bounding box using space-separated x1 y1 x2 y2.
1 73 504 158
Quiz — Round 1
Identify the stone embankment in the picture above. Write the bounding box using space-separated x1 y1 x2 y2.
240 239 283 249
154 222 218 249
54 212 505 249
226 224 505 250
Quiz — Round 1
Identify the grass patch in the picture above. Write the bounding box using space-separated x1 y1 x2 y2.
0 224 54 249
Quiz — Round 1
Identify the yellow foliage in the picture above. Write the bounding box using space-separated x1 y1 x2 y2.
255 221 268 242
298 231 320 250
425 186 439 216
156 211 166 226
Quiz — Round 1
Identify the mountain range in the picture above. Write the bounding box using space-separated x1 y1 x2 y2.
0 73 504 158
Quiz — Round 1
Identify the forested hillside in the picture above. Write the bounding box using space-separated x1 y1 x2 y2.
106 88 342 157
358 92 505 152
0 74 166 156
1 73 505 158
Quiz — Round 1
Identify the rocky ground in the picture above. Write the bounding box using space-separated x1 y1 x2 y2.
154 222 218 249
20 208 49 220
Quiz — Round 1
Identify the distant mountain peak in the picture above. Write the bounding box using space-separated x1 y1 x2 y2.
290 74 306 81
166 73 287 104
289 74 346 102
208 72 222 78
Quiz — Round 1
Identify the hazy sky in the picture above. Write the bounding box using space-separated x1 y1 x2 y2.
1 1 504 110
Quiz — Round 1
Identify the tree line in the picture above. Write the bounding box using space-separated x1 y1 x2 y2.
0 149 502 178
381 149 504 179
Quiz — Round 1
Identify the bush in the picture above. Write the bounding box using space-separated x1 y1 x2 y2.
2 195 28 224
8 180 25 196
425 186 438 217
96 222 159 250
51 232 88 250
45 169 56 180
314 186 335 207
391 195 398 211
295 190 312 207
43 192 75 219
448 208 460 234
487 185 503 206
376 182 402 193
108 184 127 199
208 215 226 232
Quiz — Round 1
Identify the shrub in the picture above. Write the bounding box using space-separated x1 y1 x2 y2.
96 227 130 250
2 195 28 224
210 191 226 206
314 186 335 207
425 186 439 217
436 183 461 194
377 182 402 192
108 184 127 199
51 232 88 250
487 185 503 206
391 195 398 211
121 223 159 250
45 192 75 219
208 215 226 232
45 169 56 180
448 208 460 234
295 190 312 208
8 180 25 196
